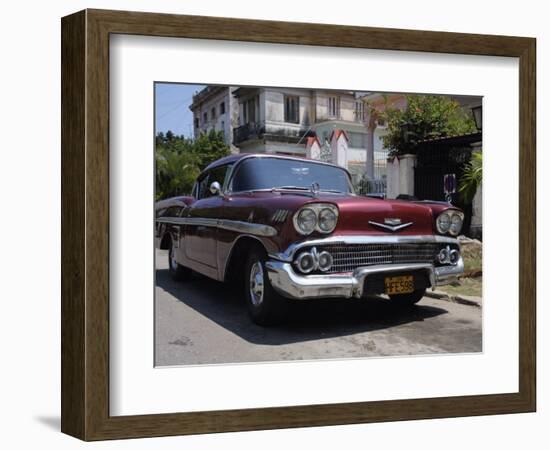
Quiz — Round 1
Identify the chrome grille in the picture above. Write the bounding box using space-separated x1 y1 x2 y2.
312 243 442 274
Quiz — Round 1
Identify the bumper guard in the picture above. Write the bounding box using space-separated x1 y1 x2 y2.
265 258 464 300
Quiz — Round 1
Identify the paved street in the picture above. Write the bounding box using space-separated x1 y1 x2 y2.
155 250 482 366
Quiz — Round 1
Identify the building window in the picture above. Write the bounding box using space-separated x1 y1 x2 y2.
194 117 200 128
349 132 367 149
328 96 341 118
220 102 225 114
354 101 365 122
284 95 300 124
203 112 207 124
221 121 225 138
243 97 257 124
211 107 216 120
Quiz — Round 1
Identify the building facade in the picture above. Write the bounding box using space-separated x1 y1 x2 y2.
189 86 239 152
229 87 390 185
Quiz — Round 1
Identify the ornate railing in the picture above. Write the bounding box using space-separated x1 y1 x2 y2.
233 122 266 144
354 177 387 198
233 121 312 145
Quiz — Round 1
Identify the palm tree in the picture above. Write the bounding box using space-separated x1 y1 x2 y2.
155 147 200 200
459 151 482 204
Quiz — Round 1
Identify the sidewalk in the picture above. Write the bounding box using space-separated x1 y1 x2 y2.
425 288 482 308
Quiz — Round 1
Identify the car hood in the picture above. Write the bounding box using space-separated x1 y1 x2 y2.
325 195 435 235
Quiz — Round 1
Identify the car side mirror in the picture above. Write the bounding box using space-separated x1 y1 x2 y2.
209 181 221 196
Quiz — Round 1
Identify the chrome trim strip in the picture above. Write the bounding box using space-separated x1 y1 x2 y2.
368 220 414 232
270 234 460 262
187 217 219 227
156 217 217 227
155 217 188 225
155 216 277 237
218 219 277 237
271 209 290 223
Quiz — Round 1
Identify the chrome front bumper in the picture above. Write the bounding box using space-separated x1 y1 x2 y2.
265 258 464 300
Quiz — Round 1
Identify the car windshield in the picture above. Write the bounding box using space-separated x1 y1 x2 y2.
230 157 353 193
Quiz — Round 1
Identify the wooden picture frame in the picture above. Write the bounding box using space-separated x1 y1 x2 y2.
61 9 536 441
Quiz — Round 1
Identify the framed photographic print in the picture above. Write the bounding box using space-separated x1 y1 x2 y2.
61 9 536 440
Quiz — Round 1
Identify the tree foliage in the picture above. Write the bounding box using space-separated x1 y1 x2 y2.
459 151 482 204
373 95 476 156
155 130 230 200
192 130 232 169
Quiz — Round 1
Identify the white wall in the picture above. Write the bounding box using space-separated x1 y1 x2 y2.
193 89 226 133
0 1 547 450
315 92 359 122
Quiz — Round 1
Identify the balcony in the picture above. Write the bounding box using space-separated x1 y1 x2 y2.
233 121 312 145
233 122 266 144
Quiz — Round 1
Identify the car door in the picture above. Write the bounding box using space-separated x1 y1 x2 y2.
184 164 232 268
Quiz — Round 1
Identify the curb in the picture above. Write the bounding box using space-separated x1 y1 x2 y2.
425 290 482 308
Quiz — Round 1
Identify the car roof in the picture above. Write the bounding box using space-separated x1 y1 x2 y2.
203 153 248 171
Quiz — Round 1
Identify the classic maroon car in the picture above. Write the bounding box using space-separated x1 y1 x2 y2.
155 154 464 325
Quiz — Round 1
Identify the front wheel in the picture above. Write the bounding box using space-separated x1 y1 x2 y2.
168 239 192 281
389 288 426 307
244 249 288 326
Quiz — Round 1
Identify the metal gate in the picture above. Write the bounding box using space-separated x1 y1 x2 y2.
414 136 479 202
414 133 481 234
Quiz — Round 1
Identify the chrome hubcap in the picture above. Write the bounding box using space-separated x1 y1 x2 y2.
249 261 264 306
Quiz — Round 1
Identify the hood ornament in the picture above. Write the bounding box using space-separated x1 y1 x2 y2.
369 218 413 232
384 218 402 226
310 182 320 196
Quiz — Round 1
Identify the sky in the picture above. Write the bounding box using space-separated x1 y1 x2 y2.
155 83 205 137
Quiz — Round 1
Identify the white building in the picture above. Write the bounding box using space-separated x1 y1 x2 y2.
189 86 239 152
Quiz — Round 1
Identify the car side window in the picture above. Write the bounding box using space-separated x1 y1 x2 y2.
196 174 210 200
197 164 234 199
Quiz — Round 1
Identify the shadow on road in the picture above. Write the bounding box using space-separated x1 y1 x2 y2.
155 268 449 345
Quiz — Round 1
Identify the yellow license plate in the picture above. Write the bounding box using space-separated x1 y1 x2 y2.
384 275 414 295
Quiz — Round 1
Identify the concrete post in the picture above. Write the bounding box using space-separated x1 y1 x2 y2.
330 129 349 168
386 154 416 199
398 154 416 197
386 157 399 199
305 137 322 160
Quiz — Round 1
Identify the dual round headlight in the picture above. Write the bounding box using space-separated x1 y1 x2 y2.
295 248 334 273
436 210 464 236
293 204 339 235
